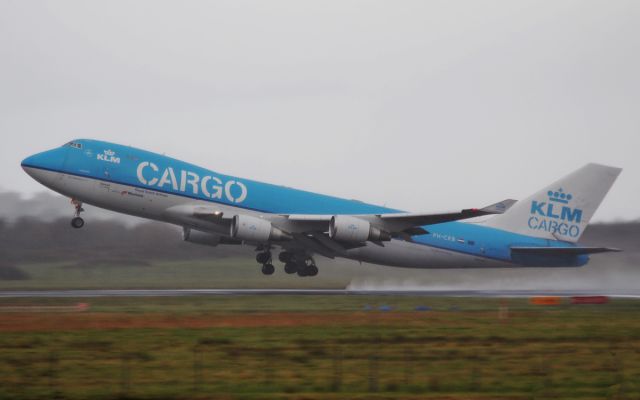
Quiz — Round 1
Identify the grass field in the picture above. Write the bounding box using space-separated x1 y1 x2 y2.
0 295 639 399
0 259 355 290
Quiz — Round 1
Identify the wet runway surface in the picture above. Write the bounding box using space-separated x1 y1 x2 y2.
1 289 639 298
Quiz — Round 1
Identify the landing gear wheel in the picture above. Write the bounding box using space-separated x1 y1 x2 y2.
70 199 85 229
278 252 293 263
284 262 297 274
71 217 85 229
296 257 317 277
256 251 271 265
261 263 275 275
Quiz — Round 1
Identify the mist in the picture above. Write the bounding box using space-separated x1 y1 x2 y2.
348 224 640 292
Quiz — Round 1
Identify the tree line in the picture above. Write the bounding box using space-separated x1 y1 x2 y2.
0 217 638 265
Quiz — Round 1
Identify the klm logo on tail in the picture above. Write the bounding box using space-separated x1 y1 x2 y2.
528 189 583 238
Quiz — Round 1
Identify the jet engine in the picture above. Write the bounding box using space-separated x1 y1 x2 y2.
182 227 241 246
183 227 221 246
329 215 391 242
230 214 290 242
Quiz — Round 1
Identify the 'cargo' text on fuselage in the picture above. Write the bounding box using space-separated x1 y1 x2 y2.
136 161 247 203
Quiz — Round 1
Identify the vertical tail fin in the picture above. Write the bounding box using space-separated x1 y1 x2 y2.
483 163 622 243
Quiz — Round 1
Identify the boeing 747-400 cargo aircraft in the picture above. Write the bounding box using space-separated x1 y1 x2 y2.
22 140 622 276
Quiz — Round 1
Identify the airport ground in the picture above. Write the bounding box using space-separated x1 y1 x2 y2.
1 222 639 399
0 294 639 399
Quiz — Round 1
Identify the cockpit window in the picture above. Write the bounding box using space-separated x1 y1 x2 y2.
64 141 83 149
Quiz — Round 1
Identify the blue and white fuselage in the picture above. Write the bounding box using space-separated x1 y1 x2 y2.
21 139 622 275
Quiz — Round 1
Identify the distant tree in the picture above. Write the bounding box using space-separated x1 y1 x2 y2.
0 217 636 265
1 218 250 264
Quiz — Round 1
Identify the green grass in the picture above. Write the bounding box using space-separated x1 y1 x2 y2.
0 259 353 290
0 296 639 399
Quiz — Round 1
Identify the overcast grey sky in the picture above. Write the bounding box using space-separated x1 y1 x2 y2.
1 1 638 221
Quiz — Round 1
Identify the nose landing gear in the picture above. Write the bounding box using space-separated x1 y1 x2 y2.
70 199 85 229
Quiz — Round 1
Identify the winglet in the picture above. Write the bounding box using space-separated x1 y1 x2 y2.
480 199 517 214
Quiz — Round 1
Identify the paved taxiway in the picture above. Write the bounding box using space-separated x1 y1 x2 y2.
0 289 639 298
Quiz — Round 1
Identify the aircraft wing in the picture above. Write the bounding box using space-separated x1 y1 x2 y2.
373 199 517 234
278 199 516 256
285 199 516 236
167 199 516 258
163 205 232 236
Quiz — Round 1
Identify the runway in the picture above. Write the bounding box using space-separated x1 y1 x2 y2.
1 289 640 298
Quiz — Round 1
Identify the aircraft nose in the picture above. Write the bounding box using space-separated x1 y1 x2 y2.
21 152 47 174
21 148 65 178
21 153 40 170
21 154 39 178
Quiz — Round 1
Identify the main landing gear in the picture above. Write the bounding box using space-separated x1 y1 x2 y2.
257 251 318 277
70 199 85 229
256 251 275 275
295 257 319 277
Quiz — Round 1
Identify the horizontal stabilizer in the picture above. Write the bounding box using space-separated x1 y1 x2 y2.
511 246 622 256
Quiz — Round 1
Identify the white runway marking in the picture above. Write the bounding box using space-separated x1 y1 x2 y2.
0 289 639 298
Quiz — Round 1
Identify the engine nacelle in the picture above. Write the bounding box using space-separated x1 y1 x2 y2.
182 227 221 247
230 214 290 242
182 227 241 246
329 215 391 242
